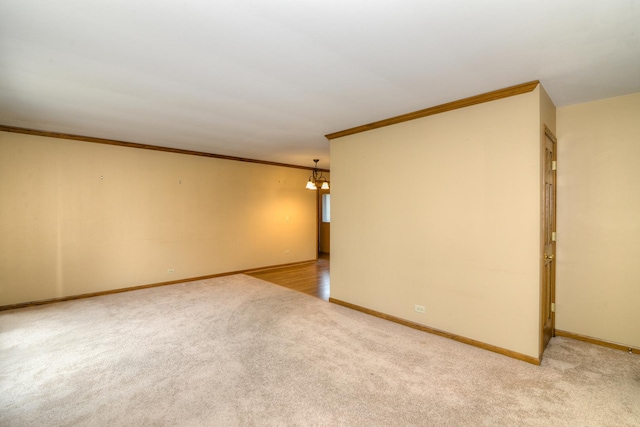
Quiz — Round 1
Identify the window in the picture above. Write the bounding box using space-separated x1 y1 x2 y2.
322 194 331 223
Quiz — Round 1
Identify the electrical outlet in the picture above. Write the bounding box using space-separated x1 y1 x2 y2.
284 249 291 254
414 304 426 314
168 269 175 274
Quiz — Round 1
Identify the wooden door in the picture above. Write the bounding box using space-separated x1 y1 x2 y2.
541 126 557 354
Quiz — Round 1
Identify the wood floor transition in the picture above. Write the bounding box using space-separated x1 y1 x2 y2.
247 253 330 301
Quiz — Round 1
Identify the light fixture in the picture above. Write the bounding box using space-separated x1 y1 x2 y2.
306 159 329 190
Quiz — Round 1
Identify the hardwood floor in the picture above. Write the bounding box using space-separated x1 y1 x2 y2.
247 253 330 301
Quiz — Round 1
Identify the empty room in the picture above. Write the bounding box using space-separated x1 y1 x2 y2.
1 1 639 425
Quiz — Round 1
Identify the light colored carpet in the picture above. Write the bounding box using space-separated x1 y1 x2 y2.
1 274 639 426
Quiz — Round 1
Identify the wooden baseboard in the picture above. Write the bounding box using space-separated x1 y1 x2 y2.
0 259 317 311
555 330 639 355
329 298 540 365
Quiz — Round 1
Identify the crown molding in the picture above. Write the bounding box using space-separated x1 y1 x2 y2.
325 80 540 140
0 124 329 172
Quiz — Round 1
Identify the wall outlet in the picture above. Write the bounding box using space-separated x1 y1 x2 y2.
168 269 175 274
414 304 426 314
284 249 291 254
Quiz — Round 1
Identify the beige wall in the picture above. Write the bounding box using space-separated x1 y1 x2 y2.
556 92 640 348
540 85 557 136
331 86 553 359
0 131 317 306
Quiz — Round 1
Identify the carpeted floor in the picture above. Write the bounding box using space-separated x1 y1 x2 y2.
1 274 639 426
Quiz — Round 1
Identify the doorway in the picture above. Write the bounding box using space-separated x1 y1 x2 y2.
319 189 330 254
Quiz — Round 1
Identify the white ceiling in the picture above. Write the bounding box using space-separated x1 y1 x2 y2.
1 1 639 169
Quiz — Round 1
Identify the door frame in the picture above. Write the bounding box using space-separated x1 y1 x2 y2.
539 125 557 357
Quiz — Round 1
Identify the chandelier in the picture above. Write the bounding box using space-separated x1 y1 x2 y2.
305 159 329 190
